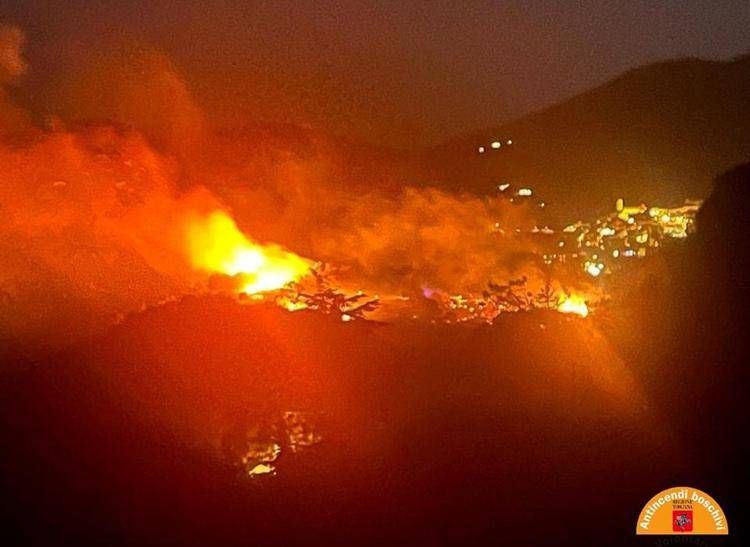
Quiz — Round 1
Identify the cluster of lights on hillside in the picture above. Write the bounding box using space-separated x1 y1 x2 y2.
540 197 701 276
493 180 700 277
478 138 701 280
478 138 513 154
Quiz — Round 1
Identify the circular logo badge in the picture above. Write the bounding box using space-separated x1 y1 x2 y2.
636 486 729 535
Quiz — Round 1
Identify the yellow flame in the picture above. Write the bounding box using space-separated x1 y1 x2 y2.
557 294 589 318
186 211 311 294
276 295 309 311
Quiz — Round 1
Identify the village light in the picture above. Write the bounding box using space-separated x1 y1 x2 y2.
585 262 603 277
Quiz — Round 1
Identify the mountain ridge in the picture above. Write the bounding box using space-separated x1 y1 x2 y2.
420 55 750 220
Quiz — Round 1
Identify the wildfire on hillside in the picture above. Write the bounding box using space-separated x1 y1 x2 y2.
186 211 312 295
178 207 596 322
557 294 589 318
0 22 706 345
174 195 704 324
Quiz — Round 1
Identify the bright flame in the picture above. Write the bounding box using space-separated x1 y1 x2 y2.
557 294 589 318
186 211 311 294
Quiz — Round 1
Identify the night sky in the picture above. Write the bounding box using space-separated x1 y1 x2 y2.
4 0 749 147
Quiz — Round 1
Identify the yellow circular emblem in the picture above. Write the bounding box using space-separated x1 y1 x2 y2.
636 486 728 535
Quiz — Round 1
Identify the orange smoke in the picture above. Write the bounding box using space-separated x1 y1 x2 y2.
186 211 311 294
0 24 599 353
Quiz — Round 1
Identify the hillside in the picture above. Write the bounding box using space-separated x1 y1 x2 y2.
422 55 750 220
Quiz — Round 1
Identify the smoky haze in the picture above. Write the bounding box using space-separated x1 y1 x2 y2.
0 25 564 354
3 1 749 148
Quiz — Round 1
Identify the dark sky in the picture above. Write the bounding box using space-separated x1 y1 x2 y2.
3 0 749 147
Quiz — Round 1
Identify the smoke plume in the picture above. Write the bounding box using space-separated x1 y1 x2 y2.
0 24 30 134
0 28 551 353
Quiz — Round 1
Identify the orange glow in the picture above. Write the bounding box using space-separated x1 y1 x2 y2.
557 294 589 318
186 211 311 294
276 295 309 311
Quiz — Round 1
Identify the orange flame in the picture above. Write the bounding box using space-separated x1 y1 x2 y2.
186 211 311 294
557 294 589 318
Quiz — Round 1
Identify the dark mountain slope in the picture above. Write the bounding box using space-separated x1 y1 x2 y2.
424 56 750 220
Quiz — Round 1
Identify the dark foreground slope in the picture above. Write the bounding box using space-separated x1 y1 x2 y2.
2 165 750 546
425 56 750 220
1 302 671 546
0 309 741 545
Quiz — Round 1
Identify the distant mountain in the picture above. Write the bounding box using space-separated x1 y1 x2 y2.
421 55 750 221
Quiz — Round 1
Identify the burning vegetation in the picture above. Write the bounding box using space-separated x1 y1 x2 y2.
0 24 703 354
2 14 749 547
186 210 312 295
